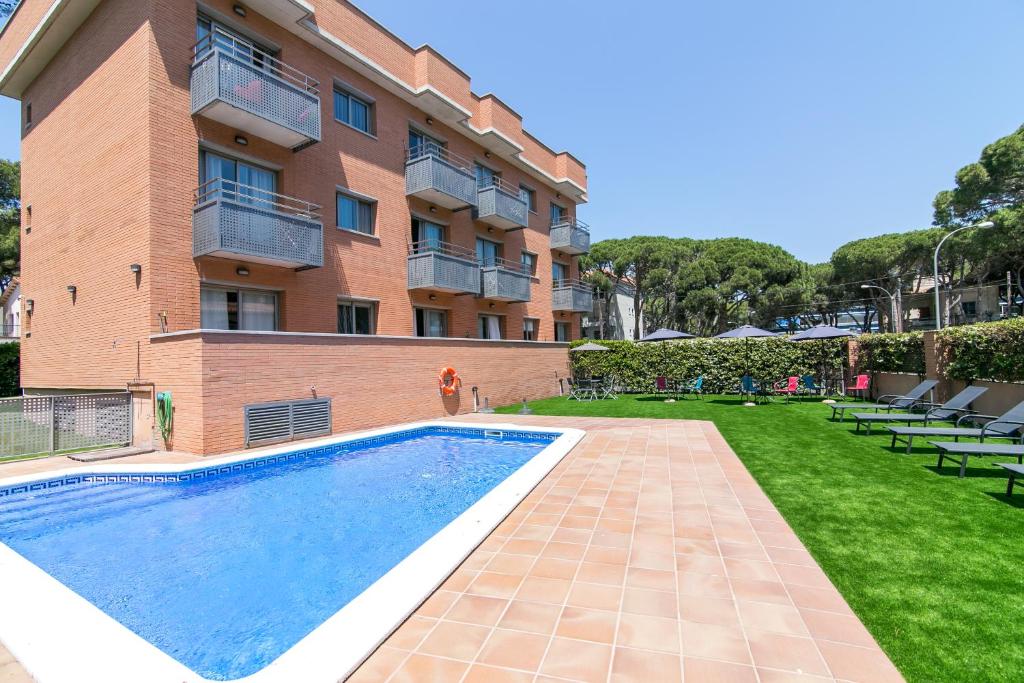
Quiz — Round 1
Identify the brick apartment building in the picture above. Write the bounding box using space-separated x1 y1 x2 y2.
0 0 591 453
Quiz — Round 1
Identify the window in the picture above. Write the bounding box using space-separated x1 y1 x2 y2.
24 102 31 129
200 150 276 204
523 318 538 341
520 251 537 276
478 314 503 340
196 15 270 68
200 286 277 331
475 163 499 189
334 86 373 134
962 301 977 317
415 308 447 337
476 238 500 266
552 261 568 284
412 218 445 251
24 205 30 234
336 192 375 234
409 128 444 158
338 300 375 334
519 185 537 212
550 202 567 225
555 322 570 342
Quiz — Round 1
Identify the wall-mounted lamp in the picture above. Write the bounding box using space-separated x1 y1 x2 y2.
130 263 142 274
428 294 437 301
25 299 33 314
233 4 247 17
66 285 76 295
556 193 562 199
428 206 437 213
425 116 434 125
488 302 495 309
484 152 491 158
236 266 250 276
487 226 494 234
234 135 248 146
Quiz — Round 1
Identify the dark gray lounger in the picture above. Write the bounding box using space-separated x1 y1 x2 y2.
829 380 938 421
996 463 1024 496
931 442 1024 478
852 385 987 434
886 400 1024 453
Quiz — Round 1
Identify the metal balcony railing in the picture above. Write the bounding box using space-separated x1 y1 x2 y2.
190 29 321 148
405 144 477 209
552 278 594 312
475 175 528 230
479 256 531 302
550 217 591 254
407 240 481 294
193 179 323 269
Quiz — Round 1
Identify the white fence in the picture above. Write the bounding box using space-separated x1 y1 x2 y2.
0 392 132 459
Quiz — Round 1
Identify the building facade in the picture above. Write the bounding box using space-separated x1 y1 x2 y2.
0 278 19 341
582 280 642 341
0 0 591 452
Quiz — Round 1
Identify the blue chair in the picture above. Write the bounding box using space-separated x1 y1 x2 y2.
682 376 704 400
801 375 822 396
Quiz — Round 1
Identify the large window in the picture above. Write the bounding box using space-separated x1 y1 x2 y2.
519 184 537 212
336 192 375 235
338 299 375 334
476 238 501 266
411 218 445 251
475 163 499 189
200 150 276 203
523 318 538 341
555 322 570 342
409 128 444 157
521 251 537 276
200 286 277 331
196 15 270 67
415 308 447 337
550 202 567 225
478 314 503 340
552 261 568 284
334 86 373 134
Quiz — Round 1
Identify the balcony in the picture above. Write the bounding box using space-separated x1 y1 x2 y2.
193 179 323 269
190 30 321 149
405 144 477 210
552 279 593 312
480 258 532 303
550 217 591 255
407 241 481 295
474 177 528 230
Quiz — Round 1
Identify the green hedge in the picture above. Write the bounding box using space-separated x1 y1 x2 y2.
0 342 19 397
569 337 847 393
856 332 925 375
937 317 1024 382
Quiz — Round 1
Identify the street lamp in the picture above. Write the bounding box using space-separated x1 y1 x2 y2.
861 283 897 332
933 221 994 330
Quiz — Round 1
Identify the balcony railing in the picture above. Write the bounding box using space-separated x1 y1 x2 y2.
405 144 477 209
480 256 531 302
407 240 481 295
475 176 528 230
552 279 594 312
550 217 591 254
193 179 323 269
190 29 321 148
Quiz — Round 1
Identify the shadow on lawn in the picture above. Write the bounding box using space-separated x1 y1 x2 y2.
923 464 1009 479
983 491 1024 509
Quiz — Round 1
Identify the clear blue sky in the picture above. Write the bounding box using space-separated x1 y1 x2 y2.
2 1 1023 263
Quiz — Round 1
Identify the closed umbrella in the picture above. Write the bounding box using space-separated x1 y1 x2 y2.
788 324 858 393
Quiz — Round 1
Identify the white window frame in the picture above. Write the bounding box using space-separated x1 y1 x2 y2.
200 284 279 331
336 188 377 236
523 317 539 341
414 307 448 338
338 298 376 335
333 81 376 136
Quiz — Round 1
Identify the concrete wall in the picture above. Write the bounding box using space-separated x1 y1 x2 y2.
150 332 569 454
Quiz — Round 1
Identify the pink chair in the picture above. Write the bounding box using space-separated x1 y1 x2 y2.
772 376 800 403
849 374 870 399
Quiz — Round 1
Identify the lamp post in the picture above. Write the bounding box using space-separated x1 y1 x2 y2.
933 221 994 330
861 283 897 333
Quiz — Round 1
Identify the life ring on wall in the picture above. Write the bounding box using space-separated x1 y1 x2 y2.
438 367 460 396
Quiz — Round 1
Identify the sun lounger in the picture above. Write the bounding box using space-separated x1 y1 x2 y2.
829 379 938 421
886 400 1024 454
995 463 1024 496
851 385 987 434
931 441 1024 478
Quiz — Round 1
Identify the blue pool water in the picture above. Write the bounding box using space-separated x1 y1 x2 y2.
0 427 555 680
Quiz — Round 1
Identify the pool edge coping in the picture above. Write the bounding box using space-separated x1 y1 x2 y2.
0 419 586 683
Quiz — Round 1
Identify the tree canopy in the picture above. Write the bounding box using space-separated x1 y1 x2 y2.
0 160 19 290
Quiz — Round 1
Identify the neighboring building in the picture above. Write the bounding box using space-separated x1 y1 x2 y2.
583 279 642 340
0 0 590 452
0 278 19 341
903 279 1017 329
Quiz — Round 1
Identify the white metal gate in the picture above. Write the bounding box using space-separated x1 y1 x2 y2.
0 392 132 459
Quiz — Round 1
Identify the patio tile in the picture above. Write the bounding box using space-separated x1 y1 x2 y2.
467 571 523 599
610 647 682 683
542 541 587 561
445 594 509 627
386 616 436 650
678 595 741 628
498 600 562 634
800 608 878 648
621 586 678 619
617 613 681 654
746 630 830 676
539 636 613 682
736 600 810 637
463 664 535 683
679 620 752 665
346 646 407 682
683 657 758 682
730 577 793 605
388 653 468 682
529 557 579 580
515 575 572 604
576 560 626 586
817 640 904 682
554 606 618 643
677 571 733 599
476 629 550 671
566 581 623 612
486 553 536 575
416 620 490 661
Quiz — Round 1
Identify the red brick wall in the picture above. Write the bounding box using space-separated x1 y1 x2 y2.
151 332 570 454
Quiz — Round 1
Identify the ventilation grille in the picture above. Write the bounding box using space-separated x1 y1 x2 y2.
244 398 331 447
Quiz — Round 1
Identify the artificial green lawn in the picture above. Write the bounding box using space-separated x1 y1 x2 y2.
496 394 1024 683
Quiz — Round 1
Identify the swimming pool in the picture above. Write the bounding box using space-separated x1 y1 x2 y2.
0 421 583 682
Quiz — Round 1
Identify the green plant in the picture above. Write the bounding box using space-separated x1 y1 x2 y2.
569 337 847 393
856 332 925 375
0 341 19 397
937 317 1024 382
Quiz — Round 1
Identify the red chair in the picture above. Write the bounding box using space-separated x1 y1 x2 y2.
849 374 870 399
772 376 800 403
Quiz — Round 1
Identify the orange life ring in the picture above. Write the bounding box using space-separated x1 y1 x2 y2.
438 367 460 396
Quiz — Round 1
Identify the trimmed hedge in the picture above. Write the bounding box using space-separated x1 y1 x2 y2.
569 337 847 394
937 317 1024 382
0 342 18 397
856 332 925 375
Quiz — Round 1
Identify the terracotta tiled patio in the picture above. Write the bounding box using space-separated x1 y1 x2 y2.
0 416 903 682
